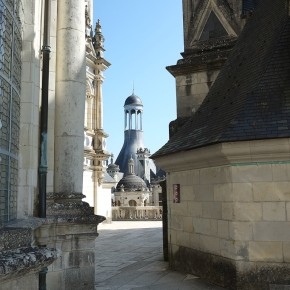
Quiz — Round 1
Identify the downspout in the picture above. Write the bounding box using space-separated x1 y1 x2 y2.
38 0 51 218
38 1 51 288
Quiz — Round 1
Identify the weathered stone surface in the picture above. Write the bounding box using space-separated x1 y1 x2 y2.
170 245 236 289
170 246 290 290
0 228 32 251
0 246 59 282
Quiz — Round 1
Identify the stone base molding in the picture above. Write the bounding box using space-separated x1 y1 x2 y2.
170 246 290 290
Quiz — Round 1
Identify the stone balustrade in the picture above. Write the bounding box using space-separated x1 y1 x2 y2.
112 206 163 221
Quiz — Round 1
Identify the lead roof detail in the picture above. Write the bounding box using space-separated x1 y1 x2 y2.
152 0 290 158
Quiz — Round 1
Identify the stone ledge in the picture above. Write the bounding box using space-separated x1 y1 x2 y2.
45 214 106 224
0 246 59 282
154 138 290 172
5 217 47 230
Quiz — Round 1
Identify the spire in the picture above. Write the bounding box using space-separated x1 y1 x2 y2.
132 81 135 95
93 19 105 57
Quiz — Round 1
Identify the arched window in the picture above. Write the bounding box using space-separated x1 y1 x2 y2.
129 200 137 206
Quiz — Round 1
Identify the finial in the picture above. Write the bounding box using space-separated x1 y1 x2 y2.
93 19 105 57
96 19 101 31
132 81 134 95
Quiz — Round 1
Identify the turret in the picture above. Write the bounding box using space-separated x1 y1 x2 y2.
115 93 145 175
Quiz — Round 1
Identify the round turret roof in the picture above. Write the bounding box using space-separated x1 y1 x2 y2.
116 174 147 191
107 163 119 170
124 93 143 106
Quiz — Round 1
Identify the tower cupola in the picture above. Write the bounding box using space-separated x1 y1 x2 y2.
124 93 143 131
115 92 145 175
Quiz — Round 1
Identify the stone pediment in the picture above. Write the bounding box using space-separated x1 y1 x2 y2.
185 0 240 49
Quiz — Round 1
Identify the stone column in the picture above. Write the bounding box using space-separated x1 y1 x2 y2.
95 77 103 129
54 0 86 194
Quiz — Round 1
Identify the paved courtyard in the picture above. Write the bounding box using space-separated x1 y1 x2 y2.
95 221 226 290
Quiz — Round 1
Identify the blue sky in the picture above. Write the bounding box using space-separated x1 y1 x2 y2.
93 1 183 159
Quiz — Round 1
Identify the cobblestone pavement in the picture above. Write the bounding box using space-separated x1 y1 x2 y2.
95 221 226 290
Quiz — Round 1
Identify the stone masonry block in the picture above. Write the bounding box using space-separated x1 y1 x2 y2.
202 202 222 219
193 217 211 235
249 241 283 262
197 184 214 201
214 183 234 201
222 202 234 220
21 82 35 103
199 235 220 255
253 222 290 241
220 239 248 260
46 271 63 290
170 214 183 231
182 216 194 233
171 170 199 186
171 202 188 217
171 244 179 256
229 222 253 241
187 201 202 217
262 202 286 221
272 164 290 181
286 203 290 221
253 182 290 201
231 165 272 182
61 239 73 252
232 183 253 201
195 184 214 201
200 167 231 185
189 233 200 250
176 231 190 248
169 229 177 245
283 242 290 262
21 62 33 82
182 185 195 201
218 220 229 239
191 83 209 95
72 236 96 250
234 202 262 221
210 219 218 236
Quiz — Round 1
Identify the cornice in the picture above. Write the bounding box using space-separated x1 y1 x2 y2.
153 138 290 172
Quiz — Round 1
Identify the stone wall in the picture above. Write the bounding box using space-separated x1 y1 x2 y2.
18 0 57 218
155 139 290 289
175 70 220 117
36 221 99 290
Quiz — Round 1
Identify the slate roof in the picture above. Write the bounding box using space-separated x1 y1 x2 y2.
116 173 147 192
124 93 143 106
152 0 290 159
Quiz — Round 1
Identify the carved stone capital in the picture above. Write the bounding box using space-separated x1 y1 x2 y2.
46 192 105 224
